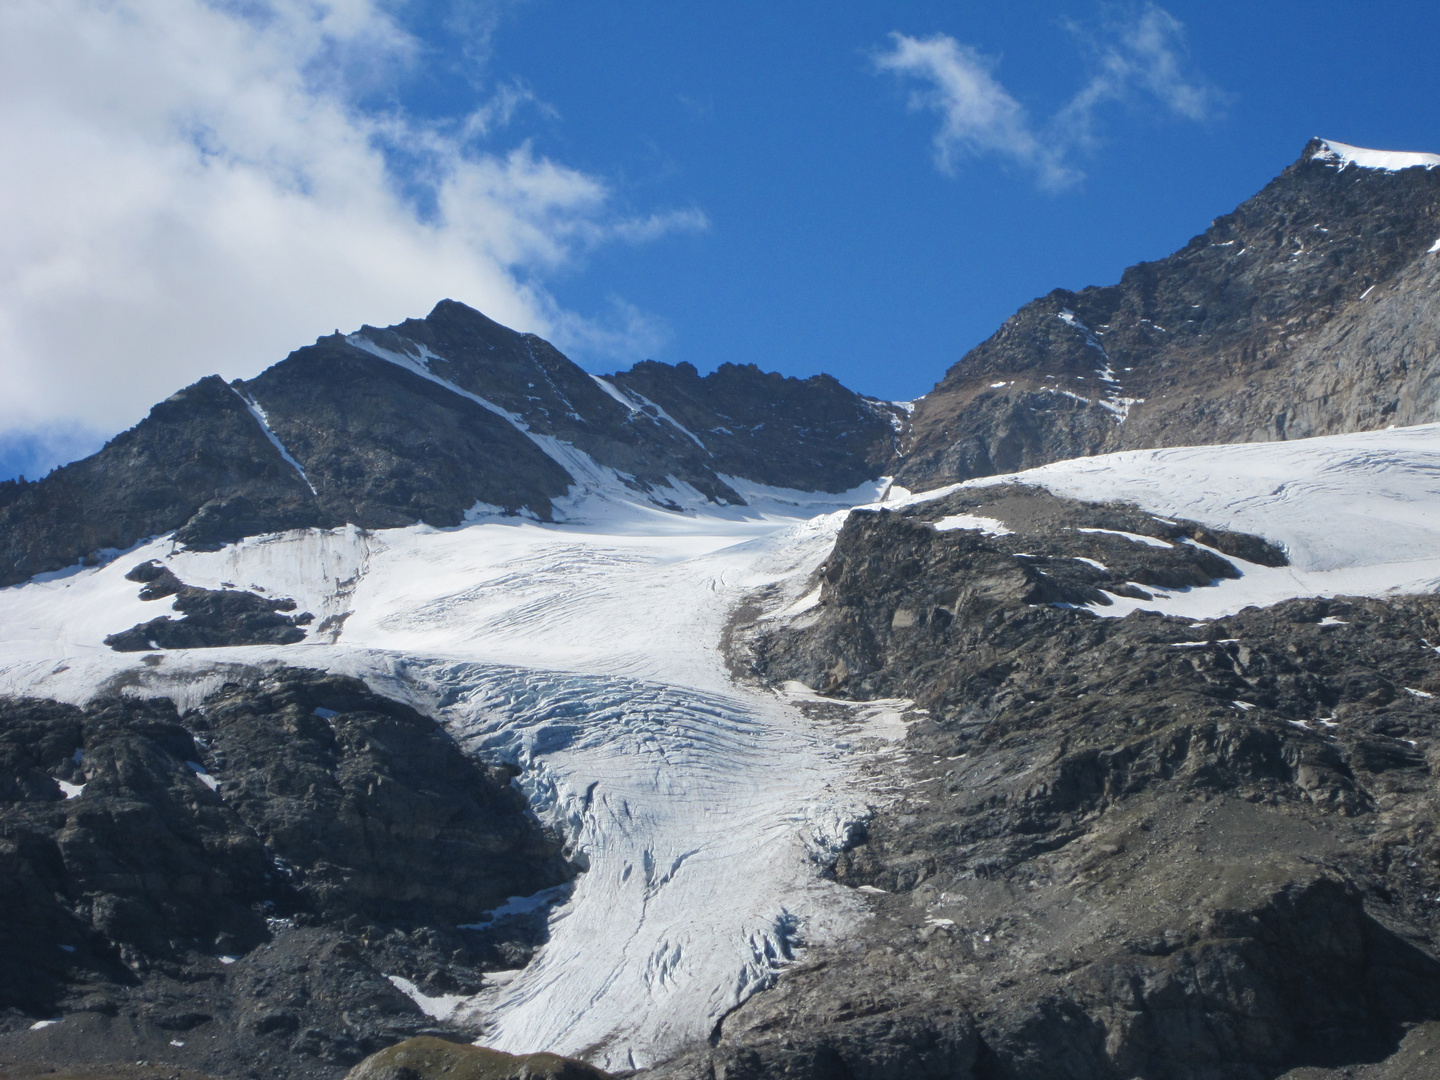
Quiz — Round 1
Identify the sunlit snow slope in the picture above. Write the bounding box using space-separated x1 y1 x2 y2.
3 424 1440 1067
897 422 1440 620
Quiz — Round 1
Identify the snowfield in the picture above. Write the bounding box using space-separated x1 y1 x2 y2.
4 423 1440 1066
898 422 1440 622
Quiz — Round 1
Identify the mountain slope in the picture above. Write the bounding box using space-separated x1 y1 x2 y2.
0 301 900 587
9 139 1440 1080
898 138 1440 488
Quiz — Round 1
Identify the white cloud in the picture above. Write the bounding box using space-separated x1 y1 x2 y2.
876 4 1219 189
874 33 1075 189
0 0 705 447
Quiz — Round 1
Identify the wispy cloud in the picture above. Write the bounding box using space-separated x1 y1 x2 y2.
0 0 705 452
875 3 1221 190
874 34 1075 189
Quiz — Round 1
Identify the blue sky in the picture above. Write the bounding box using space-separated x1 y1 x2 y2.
2 1 1438 480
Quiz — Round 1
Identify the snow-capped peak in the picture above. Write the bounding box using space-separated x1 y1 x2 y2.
1310 138 1440 172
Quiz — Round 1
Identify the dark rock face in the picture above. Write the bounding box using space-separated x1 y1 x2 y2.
0 668 569 1078
899 139 1440 489
103 561 311 651
0 301 897 587
348 302 742 507
0 376 321 587
711 491 1440 1079
239 325 577 529
610 360 904 493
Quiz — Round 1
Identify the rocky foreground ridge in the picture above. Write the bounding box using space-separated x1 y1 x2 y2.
689 488 1440 1080
0 668 571 1079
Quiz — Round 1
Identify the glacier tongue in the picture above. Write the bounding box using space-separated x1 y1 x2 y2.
380 660 869 1069
0 474 894 1071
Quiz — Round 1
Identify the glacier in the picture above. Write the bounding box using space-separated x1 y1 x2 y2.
4 423 1440 1067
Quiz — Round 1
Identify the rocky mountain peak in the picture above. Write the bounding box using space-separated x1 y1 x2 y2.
0 300 901 587
896 138 1440 488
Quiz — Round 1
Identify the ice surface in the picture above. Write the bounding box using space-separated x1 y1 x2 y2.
1312 138 1440 172
8 421 1440 1066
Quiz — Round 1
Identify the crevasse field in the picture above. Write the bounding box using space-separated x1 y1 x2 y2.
3 423 1440 1068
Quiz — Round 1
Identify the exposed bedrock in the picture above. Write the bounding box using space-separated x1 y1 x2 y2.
0 300 900 588
897 140 1440 489
691 491 1440 1080
344 1035 613 1080
103 560 313 651
0 668 570 1079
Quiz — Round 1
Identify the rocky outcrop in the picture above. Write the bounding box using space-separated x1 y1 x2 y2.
898 139 1440 489
345 1036 612 1080
610 360 904 492
103 560 312 651
0 375 323 587
0 668 569 1078
0 301 900 587
714 490 1440 1079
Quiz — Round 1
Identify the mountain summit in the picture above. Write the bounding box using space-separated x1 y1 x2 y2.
896 138 1440 488
0 301 902 586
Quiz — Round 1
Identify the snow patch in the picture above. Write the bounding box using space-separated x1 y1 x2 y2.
1075 527 1173 549
232 388 317 495
459 884 570 927
1312 138 1440 172
186 761 219 791
589 375 642 413
55 779 84 799
880 422 1440 622
387 975 468 1022
766 585 822 621
621 388 709 450
932 513 1013 536
1056 309 1144 420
